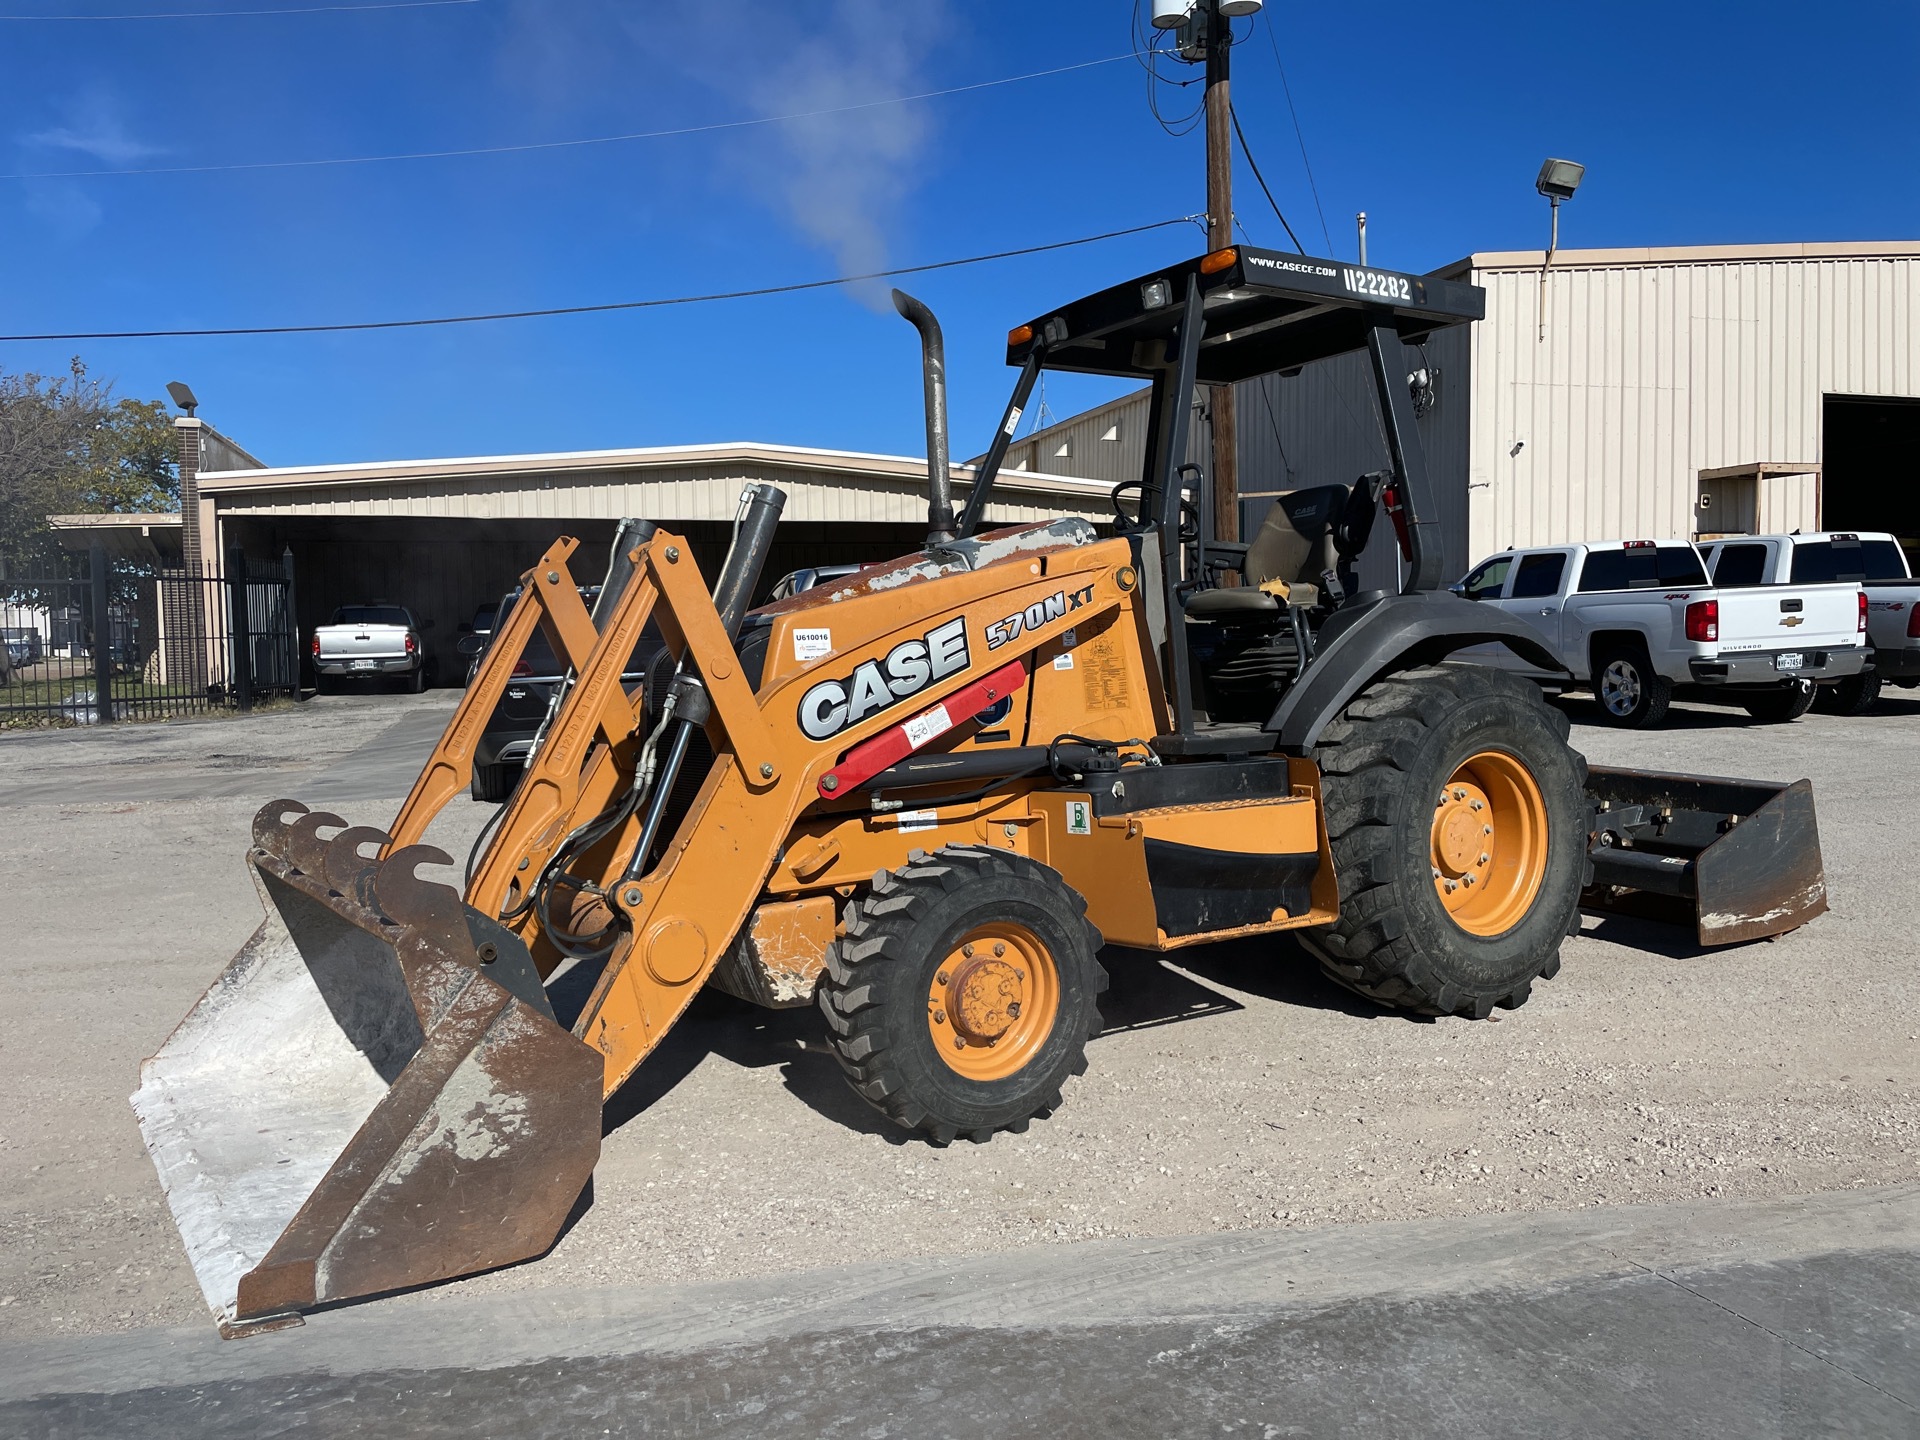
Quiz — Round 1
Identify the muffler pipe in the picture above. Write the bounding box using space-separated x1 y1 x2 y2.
892 289 955 546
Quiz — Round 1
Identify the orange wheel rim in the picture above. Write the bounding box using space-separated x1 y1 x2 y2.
1430 750 1549 937
926 923 1060 1082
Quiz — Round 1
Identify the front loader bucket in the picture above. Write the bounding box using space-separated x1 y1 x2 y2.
1582 766 1828 947
132 801 602 1337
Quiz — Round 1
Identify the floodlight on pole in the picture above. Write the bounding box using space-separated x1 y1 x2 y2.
166 381 199 417
1534 157 1584 343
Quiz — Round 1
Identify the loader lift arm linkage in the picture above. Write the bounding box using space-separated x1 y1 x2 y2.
134 245 1832 1340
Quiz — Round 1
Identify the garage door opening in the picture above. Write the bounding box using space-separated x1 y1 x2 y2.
1824 394 1920 568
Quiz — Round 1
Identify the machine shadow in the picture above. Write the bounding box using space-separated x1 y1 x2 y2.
1554 696 1770 731
599 930 1397 1141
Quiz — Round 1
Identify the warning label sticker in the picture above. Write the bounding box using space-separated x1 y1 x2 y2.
896 809 938 833
902 703 953 749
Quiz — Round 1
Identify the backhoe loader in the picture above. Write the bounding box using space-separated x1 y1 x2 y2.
135 248 1830 1337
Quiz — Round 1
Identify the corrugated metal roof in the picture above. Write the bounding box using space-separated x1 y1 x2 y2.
1447 239 1920 277
196 441 1113 526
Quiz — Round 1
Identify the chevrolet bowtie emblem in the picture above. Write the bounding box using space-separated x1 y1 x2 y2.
1780 615 1805 627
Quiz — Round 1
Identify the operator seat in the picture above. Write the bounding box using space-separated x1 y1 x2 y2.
1184 483 1358 619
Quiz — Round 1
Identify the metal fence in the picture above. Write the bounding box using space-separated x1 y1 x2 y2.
0 543 301 727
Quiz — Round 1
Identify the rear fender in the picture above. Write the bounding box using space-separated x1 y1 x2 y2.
1269 591 1568 751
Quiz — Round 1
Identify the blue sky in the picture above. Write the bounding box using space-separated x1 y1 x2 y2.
2 0 1915 470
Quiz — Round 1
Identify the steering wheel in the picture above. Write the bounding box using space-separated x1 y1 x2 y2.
1110 480 1201 543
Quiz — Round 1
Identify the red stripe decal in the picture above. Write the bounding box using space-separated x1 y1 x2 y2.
820 660 1027 799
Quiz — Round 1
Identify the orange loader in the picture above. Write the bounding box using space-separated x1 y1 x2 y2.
134 249 1829 1336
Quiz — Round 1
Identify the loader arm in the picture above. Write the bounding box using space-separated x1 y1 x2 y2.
386 538 602 851
466 526 1139 1099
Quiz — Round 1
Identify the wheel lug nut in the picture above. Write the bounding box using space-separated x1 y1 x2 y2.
1478 853 1490 865
1484 825 1493 835
953 1037 965 1049
933 1009 946 1024
1007 1001 1021 1018
962 944 974 958
1469 799 1483 811
936 970 950 985
993 942 1006 957
1462 873 1475 886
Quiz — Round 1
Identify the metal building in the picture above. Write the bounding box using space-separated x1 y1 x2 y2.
1013 240 1920 587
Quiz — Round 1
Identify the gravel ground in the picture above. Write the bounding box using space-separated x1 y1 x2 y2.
2 684 1916 1340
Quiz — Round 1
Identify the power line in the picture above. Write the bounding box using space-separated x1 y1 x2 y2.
1227 103 1303 254
0 0 474 18
3 52 1132 181
1263 17 1333 255
0 216 1202 342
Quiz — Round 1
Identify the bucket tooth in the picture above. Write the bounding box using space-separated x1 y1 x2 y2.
1582 766 1828 946
133 808 601 1337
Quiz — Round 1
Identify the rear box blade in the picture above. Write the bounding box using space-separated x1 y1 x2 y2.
1582 766 1828 947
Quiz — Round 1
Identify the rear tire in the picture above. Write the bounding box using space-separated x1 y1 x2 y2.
816 846 1106 1144
1813 671 1880 715
1740 680 1815 723
1590 642 1672 728
1310 664 1587 1019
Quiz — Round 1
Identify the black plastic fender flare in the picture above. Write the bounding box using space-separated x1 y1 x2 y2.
1268 591 1570 752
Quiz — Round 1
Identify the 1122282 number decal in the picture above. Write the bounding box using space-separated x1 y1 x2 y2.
1341 267 1412 302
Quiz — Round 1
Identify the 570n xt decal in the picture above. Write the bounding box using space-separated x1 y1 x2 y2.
986 583 1096 650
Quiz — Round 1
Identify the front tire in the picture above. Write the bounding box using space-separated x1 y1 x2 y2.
816 846 1106 1144
1590 643 1672 728
1310 665 1588 1019
1740 680 1815 723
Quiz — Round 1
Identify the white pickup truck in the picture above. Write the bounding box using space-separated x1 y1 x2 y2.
1704 530 1918 714
1454 538 1866 727
311 603 429 693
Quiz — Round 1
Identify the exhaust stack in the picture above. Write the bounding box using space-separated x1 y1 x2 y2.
891 289 955 545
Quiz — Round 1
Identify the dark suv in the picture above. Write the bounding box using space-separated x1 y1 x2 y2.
465 583 655 802
465 563 860 803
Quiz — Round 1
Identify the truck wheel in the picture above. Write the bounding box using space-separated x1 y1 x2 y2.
1740 680 1815 723
1310 665 1587 1019
1591 643 1672 728
470 762 519 804
816 846 1106 1144
1813 672 1880 715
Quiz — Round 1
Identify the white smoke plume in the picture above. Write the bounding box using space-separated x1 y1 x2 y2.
501 0 951 308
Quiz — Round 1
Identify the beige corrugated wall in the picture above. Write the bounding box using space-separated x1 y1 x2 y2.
1467 249 1920 560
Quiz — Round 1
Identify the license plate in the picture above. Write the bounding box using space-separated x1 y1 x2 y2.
350 658 376 671
1774 652 1805 672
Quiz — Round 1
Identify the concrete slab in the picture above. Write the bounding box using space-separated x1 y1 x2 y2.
2 1186 1916 1436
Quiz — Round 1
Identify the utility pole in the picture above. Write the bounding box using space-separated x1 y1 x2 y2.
1200 0 1239 547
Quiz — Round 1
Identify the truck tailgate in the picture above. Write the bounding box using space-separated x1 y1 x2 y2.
1866 580 1920 650
317 625 409 660
1716 583 1859 653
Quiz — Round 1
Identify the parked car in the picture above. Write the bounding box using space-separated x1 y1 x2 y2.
2 627 43 668
459 601 500 687
1704 530 1919 714
1454 537 1866 727
311 603 432 693
464 583 656 801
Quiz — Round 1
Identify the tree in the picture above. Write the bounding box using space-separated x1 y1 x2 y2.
0 360 178 577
